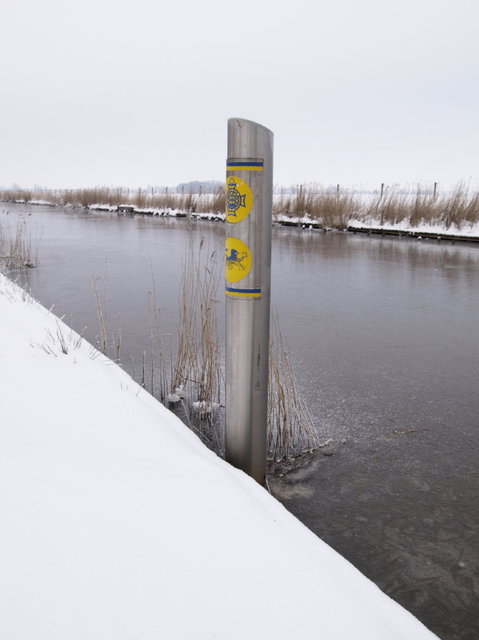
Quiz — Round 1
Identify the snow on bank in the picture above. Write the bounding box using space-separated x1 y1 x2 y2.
3 196 479 239
0 274 438 640
348 217 479 239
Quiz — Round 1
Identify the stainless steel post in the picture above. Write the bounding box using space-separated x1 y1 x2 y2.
225 118 274 484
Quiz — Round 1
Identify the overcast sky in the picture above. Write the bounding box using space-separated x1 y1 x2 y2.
1 0 478 190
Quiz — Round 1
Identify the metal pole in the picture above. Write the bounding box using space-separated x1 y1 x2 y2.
225 118 273 485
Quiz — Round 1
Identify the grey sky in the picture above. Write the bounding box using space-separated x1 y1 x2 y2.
1 0 478 190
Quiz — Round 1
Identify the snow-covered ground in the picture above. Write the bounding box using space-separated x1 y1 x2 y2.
0 273 439 640
347 217 479 239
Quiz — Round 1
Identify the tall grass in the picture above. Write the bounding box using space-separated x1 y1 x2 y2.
274 185 359 229
166 241 223 447
90 274 121 362
0 186 226 215
363 183 479 229
172 242 222 404
274 183 479 230
167 246 319 461
146 277 174 404
88 241 318 462
442 183 479 228
2 183 478 230
268 311 320 464
0 212 37 270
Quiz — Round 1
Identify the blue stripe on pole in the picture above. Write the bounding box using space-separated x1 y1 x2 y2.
226 161 264 171
225 286 261 298
227 161 263 167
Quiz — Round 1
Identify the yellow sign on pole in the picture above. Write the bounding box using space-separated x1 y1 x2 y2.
225 236 252 282
225 176 253 223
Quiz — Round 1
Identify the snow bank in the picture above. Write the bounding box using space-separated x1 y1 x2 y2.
348 217 479 238
0 274 438 640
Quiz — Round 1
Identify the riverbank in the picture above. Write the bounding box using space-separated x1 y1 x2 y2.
0 272 439 640
2 187 479 242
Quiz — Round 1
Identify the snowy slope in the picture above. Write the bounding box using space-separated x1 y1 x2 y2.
0 274 439 640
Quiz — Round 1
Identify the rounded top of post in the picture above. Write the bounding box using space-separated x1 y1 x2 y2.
228 118 274 138
227 118 274 160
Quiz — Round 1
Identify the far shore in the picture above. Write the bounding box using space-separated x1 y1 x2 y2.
2 190 479 243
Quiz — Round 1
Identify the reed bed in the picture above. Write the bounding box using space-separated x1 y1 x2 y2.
167 244 319 459
0 187 226 215
2 183 478 230
0 212 37 270
268 311 320 464
171 241 222 404
163 241 223 449
87 242 318 461
274 183 479 230
274 185 359 229
90 274 122 362
363 183 479 229
0 201 320 462
167 249 319 460
146 282 174 405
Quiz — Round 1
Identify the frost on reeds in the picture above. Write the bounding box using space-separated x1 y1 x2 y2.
0 212 37 270
38 321 84 357
268 311 320 465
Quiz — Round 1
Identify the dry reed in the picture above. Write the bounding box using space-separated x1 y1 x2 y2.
268 311 320 464
91 274 121 361
170 240 222 423
0 212 37 270
87 240 320 462
146 283 173 403
274 185 359 229
3 183 478 230
0 187 226 216
364 183 479 229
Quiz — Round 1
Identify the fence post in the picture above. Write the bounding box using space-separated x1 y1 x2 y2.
225 118 274 484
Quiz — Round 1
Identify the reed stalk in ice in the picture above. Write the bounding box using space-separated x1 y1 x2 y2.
268 311 320 464
0 212 37 270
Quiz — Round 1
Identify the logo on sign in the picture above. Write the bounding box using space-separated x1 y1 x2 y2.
225 237 252 283
225 176 253 223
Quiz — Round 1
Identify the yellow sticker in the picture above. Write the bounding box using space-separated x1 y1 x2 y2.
225 176 253 223
225 237 252 283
